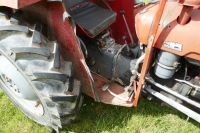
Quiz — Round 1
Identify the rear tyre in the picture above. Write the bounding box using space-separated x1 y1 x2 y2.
0 8 83 131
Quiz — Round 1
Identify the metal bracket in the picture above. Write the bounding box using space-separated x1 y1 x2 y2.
145 86 200 123
102 78 134 102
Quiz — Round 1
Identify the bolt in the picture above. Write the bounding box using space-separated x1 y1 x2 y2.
97 69 100 74
140 9 148 14
7 51 13 56
102 84 109 91
148 36 154 43
173 62 179 68
88 57 96 66
122 36 127 40
5 77 9 82
6 77 11 82
120 10 125 14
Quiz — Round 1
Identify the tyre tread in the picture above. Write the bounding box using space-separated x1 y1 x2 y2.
0 8 82 132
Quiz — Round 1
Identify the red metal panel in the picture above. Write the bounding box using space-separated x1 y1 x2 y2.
178 6 193 25
135 1 200 60
92 74 134 107
89 0 137 44
107 0 137 44
48 2 101 101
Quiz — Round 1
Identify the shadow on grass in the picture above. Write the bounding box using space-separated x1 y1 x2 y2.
0 90 200 133
65 95 200 133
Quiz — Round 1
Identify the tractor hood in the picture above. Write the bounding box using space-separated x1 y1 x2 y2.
135 1 200 60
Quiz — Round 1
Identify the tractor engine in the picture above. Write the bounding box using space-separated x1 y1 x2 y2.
135 0 200 111
151 50 200 103
80 31 142 86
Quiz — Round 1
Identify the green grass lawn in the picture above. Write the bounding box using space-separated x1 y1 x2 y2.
0 91 200 133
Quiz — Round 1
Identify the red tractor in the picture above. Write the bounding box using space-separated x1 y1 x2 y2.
0 0 200 131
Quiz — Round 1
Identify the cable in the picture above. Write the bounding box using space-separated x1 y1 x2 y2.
184 61 188 80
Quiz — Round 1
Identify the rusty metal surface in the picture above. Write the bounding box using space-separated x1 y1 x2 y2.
135 1 200 60
92 74 134 107
47 2 99 101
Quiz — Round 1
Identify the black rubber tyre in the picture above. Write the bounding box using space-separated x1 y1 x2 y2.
0 8 83 132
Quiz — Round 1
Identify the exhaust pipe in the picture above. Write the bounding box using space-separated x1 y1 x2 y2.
178 0 200 25
178 6 193 25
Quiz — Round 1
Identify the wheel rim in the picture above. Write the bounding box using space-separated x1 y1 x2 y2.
0 54 44 116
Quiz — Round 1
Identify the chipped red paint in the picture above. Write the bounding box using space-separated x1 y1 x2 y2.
92 74 134 107
47 2 98 100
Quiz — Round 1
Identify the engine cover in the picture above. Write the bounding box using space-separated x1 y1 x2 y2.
86 42 134 85
135 1 200 61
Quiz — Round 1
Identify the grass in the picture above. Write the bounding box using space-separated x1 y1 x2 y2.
0 91 200 133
